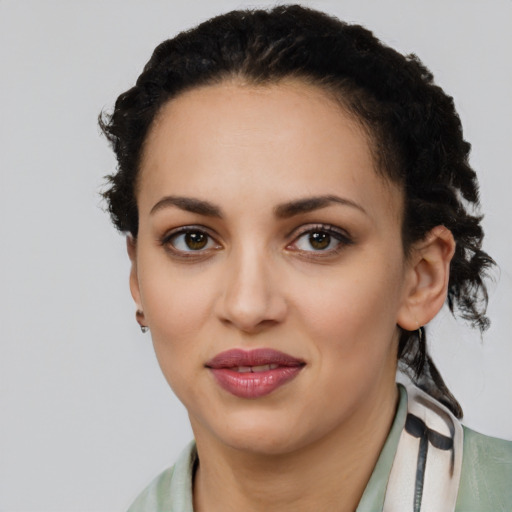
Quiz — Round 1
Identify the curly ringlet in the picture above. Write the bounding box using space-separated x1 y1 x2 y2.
99 4 495 418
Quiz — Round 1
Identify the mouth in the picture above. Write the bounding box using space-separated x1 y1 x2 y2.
231 363 280 373
205 349 305 399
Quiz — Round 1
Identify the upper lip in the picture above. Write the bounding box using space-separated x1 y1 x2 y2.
205 348 305 369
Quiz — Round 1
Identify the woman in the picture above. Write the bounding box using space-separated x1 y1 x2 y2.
100 5 511 511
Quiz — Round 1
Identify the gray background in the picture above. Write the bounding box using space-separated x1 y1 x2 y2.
1 0 511 510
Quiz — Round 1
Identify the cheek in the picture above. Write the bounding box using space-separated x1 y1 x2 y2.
139 267 214 404
137 255 216 369
294 257 405 359
143 279 208 339
294 271 403 421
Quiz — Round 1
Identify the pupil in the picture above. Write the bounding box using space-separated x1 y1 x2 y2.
185 232 207 250
309 231 330 250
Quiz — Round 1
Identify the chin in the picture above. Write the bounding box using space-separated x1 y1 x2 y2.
193 408 328 457
223 428 304 456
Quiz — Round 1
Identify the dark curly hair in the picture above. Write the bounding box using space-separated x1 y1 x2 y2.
99 4 495 418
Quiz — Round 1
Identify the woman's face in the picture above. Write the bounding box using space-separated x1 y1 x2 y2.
131 80 414 455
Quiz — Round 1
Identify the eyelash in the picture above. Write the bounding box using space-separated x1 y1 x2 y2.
159 225 221 259
287 224 353 257
159 223 353 259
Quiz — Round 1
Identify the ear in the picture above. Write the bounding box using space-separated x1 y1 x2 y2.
397 226 456 330
126 235 143 311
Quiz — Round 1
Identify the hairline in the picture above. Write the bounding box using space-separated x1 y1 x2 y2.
135 73 405 227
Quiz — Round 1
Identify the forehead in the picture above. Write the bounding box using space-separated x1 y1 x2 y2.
139 80 403 222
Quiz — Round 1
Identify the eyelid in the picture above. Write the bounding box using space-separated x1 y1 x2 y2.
159 225 222 256
288 223 352 242
286 223 353 254
158 223 352 259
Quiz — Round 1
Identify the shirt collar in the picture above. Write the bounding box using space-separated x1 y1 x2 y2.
356 384 408 511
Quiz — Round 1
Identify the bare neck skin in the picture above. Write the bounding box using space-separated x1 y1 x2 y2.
192 379 398 512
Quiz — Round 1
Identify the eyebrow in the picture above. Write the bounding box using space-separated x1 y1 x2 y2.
150 196 222 217
274 195 367 218
150 194 366 218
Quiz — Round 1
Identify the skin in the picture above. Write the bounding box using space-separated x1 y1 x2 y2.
128 80 455 512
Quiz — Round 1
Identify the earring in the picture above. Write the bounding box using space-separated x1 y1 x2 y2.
136 310 149 334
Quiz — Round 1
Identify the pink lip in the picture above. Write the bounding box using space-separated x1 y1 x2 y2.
205 349 305 399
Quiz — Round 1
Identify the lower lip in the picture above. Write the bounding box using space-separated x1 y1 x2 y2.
209 366 303 399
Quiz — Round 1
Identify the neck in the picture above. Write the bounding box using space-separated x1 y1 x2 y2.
192 383 399 512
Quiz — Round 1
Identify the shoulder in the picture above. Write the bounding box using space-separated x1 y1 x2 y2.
456 426 512 511
127 466 176 512
127 441 196 512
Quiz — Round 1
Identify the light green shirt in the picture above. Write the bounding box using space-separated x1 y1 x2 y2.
128 386 512 511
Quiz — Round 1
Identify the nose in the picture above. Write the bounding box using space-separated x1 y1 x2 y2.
215 245 287 334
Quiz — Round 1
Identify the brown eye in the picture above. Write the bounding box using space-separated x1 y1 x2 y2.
289 225 353 255
309 231 330 250
184 231 208 250
165 229 219 253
